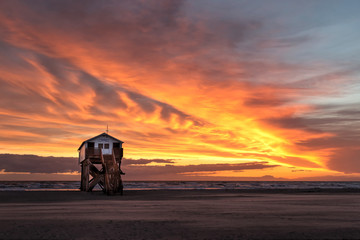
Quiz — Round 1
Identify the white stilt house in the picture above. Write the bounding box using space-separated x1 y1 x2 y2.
78 132 124 195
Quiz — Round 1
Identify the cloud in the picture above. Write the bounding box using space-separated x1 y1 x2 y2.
0 0 359 179
123 158 175 165
0 154 278 180
122 160 279 180
326 148 360 174
126 161 278 174
263 117 325 133
0 154 78 174
257 35 311 49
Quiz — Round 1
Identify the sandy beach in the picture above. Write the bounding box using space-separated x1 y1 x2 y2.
1 190 360 239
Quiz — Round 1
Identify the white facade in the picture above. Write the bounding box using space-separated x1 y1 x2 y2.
78 133 123 163
92 135 122 154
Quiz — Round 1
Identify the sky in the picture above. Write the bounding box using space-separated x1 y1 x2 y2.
0 0 359 181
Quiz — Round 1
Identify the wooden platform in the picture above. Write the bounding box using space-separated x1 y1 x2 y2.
80 148 123 195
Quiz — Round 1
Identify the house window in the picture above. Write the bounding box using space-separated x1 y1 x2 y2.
98 143 103 149
104 144 109 149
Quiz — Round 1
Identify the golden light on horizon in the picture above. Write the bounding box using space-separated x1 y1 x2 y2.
0 0 359 181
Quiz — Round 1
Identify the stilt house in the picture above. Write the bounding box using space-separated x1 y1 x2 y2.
78 132 124 195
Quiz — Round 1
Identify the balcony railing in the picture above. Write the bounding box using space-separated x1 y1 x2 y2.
86 147 101 158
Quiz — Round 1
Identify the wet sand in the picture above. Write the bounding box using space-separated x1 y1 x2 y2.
1 190 360 239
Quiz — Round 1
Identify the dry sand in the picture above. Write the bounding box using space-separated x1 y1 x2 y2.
1 190 360 239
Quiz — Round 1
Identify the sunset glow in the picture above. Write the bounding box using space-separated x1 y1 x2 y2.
0 0 359 180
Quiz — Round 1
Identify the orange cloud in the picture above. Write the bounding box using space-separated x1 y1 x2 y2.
0 1 359 180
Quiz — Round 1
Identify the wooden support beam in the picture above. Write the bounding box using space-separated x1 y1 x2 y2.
80 164 84 191
89 164 101 177
80 162 88 191
82 159 90 192
88 163 105 191
89 173 104 191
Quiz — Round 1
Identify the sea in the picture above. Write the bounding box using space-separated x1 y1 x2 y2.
0 181 360 191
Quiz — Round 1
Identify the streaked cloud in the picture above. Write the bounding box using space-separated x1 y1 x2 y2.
0 0 359 179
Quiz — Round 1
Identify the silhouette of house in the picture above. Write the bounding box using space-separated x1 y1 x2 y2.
78 132 124 195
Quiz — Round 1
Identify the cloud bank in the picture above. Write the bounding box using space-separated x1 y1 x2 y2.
0 0 359 179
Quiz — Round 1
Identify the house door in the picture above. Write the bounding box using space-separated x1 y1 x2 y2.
99 143 111 155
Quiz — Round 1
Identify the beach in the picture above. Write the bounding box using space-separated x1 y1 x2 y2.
1 190 360 239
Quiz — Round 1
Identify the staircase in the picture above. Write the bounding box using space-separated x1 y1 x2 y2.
81 148 124 195
101 151 123 195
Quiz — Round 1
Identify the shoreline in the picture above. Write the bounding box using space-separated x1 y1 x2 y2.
2 187 360 192
1 189 360 203
1 190 360 239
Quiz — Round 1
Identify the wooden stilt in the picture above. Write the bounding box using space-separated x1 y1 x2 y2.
80 163 88 191
80 164 84 191
82 159 90 192
80 149 123 195
89 164 104 191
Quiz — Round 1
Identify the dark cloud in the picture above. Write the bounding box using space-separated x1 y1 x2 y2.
0 124 71 137
124 88 204 127
263 117 325 133
0 154 278 180
121 162 280 180
0 154 78 173
260 102 360 173
327 148 360 174
297 134 359 150
244 97 285 107
264 102 360 134
258 35 311 48
0 40 34 69
126 92 156 113
291 169 312 173
33 54 129 113
290 104 360 173
80 72 128 110
297 132 360 173
0 43 57 116
286 69 357 90
0 78 49 114
122 161 279 179
123 158 175 165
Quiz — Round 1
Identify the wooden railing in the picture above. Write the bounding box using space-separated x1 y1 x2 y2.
86 147 101 158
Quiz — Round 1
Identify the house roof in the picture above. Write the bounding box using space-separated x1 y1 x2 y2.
78 132 124 150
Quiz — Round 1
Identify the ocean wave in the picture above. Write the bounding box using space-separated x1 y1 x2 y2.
1 181 360 191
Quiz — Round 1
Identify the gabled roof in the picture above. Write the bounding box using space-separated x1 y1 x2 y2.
78 132 124 150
